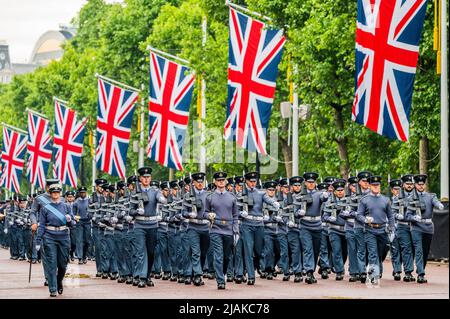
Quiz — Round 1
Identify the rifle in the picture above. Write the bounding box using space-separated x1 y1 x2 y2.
131 172 148 210
407 187 425 218
293 183 313 213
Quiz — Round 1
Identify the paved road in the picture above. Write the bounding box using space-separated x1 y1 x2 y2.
0 248 448 299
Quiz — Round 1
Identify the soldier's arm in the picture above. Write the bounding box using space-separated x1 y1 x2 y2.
263 193 279 208
431 195 445 210
232 196 239 229
181 194 191 218
29 198 40 225
35 209 47 245
156 191 168 204
385 199 395 229
355 199 367 224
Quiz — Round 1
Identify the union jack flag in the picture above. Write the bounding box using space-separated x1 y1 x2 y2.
0 127 27 193
223 8 286 155
53 100 87 188
96 78 138 179
352 0 428 141
26 112 52 189
147 52 195 170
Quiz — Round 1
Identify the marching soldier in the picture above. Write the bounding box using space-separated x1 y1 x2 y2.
354 171 372 283
322 179 348 281
167 180 182 281
65 190 76 261
318 176 336 279
342 176 359 282
73 186 90 264
233 175 247 283
275 178 291 281
356 175 395 284
178 178 193 284
182 172 210 286
89 178 107 277
126 175 139 285
405 174 444 283
389 179 404 280
298 172 329 284
288 176 304 282
129 166 167 288
204 171 239 289
35 182 75 297
153 181 171 280
240 172 280 285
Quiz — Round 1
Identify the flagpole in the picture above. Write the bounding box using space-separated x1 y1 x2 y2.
0 122 27 135
92 129 97 190
52 96 70 105
25 108 48 120
138 85 145 168
225 0 272 22
292 65 299 177
95 73 140 93
199 16 207 173
440 0 448 200
146 46 190 66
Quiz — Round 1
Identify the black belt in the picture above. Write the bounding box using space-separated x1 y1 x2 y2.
367 223 384 229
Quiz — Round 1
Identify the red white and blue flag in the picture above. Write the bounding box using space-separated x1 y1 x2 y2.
352 0 428 141
26 112 52 189
53 100 87 188
96 78 138 179
147 52 194 171
223 7 286 155
0 127 27 193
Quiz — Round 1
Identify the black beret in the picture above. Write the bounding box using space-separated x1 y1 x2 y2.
127 175 137 185
279 178 289 187
117 181 126 190
160 181 169 190
234 176 244 184
332 179 346 190
108 185 115 192
65 191 75 197
169 180 179 189
227 177 234 185
178 180 186 188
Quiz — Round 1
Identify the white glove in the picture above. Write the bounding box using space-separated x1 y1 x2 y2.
395 213 404 221
364 216 374 224
65 214 72 223
297 209 306 217
388 231 396 243
74 215 81 222
4 228 8 234
188 211 197 218
263 215 270 221
322 192 330 199
137 208 145 215
240 211 248 218
272 202 280 210
120 211 127 218
328 216 337 222
207 212 216 221
35 245 41 252
124 215 133 223
412 215 421 222
437 203 444 210
340 210 350 217
233 233 240 246
274 215 283 222
287 221 295 228
156 215 162 221
110 217 118 224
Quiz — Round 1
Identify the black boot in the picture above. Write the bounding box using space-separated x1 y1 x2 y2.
57 281 63 295
146 278 155 287
162 273 170 280
118 276 126 283
336 273 344 281
125 276 133 285
154 273 161 280
393 272 401 281
137 279 147 288
101 272 109 279
294 273 303 283
266 273 273 280
170 274 178 281
247 278 255 285
227 276 234 283
132 277 140 286
193 275 203 286
235 276 243 284
178 276 185 284
417 275 427 284
184 277 192 285
305 272 317 284
217 283 226 290
360 273 367 284
321 269 329 279
96 272 102 278
349 275 358 282
283 275 290 281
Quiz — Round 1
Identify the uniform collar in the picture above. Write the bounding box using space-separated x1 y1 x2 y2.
370 192 381 197
215 189 227 195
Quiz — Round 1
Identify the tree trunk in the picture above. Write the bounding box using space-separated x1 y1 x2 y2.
280 118 292 177
333 107 350 179
419 136 429 191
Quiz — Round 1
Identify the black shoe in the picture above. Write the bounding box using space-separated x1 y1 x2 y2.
283 275 290 281
227 276 234 283
193 276 203 286
349 275 358 282
235 276 243 284
321 271 329 280
178 276 185 284
132 278 140 286
95 272 102 278
247 279 255 285
101 273 109 279
336 273 344 281
403 273 414 282
202 273 208 278
393 272 401 281
266 273 273 280
137 279 147 288
305 273 317 284
44 280 48 286
417 275 427 284
110 273 118 280
57 281 63 295
218 283 226 290
170 275 178 282
243 275 248 283
70 257 74 262
184 277 192 285
125 276 133 285
50 292 57 297
154 273 161 279
146 279 155 287
118 276 126 283
162 273 170 281
31 260 37 264
294 274 303 283
259 272 267 279
18 257 25 261
208 273 215 280
78 260 84 265
360 273 367 284
11 256 18 260
83 259 87 264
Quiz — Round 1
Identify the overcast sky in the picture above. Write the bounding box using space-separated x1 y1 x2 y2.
0 0 121 63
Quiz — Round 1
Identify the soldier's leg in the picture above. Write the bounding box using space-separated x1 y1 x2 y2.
200 231 211 274
234 236 244 279
311 229 322 272
277 233 290 277
160 232 171 276
319 230 330 273
287 231 301 275
299 228 314 273
92 228 102 273
153 232 162 276
346 230 359 278
241 225 256 280
123 229 133 279
365 231 380 279
263 233 274 274
210 233 224 285
354 227 367 278
42 237 58 294
421 233 433 270
186 229 202 277
329 232 345 275
254 226 264 276
134 228 149 281
99 231 110 276
114 231 126 278
75 224 84 262
17 228 25 259
376 233 388 277
23 228 32 260
146 228 158 283
397 227 414 275
56 237 70 291
390 236 402 276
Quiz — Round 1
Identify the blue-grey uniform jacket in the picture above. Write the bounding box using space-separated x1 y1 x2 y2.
73 197 89 221
405 191 443 235
30 193 65 225
130 186 167 230
391 192 412 231
353 189 370 230
204 190 238 236
297 190 328 231
182 189 209 232
36 200 74 245
240 188 278 227
356 192 395 234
